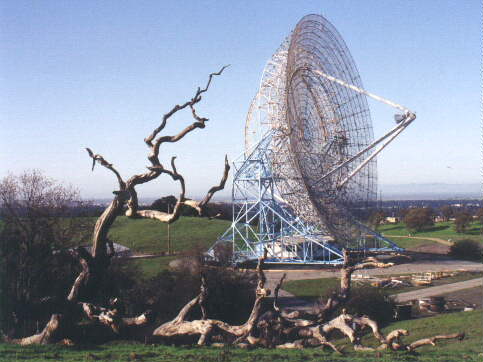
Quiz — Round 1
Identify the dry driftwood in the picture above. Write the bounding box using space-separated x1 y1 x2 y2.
153 251 273 345
314 252 394 322
378 330 465 352
80 298 152 334
255 251 464 353
4 314 63 345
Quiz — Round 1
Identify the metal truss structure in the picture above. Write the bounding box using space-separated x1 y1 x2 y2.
209 14 415 265
212 132 346 265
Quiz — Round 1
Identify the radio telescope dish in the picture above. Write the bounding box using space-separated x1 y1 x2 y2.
211 14 416 265
244 40 289 155
272 14 376 245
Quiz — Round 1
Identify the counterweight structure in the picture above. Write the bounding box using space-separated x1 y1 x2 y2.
209 14 415 265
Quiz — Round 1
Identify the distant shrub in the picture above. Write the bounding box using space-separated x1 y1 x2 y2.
150 195 197 216
345 287 396 325
150 195 177 213
477 208 483 226
110 259 257 327
454 211 473 233
150 196 232 219
403 207 434 232
448 239 482 261
212 242 234 266
321 286 396 325
368 210 385 230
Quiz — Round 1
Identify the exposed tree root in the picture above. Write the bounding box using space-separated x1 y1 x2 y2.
80 299 152 334
400 332 464 352
153 251 273 345
252 252 465 353
4 314 63 345
5 251 466 353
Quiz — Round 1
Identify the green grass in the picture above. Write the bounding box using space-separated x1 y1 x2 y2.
383 237 432 250
108 216 231 254
1 310 481 361
0 215 230 255
283 277 341 301
110 216 232 277
128 256 178 277
109 220 480 257
284 272 483 301
357 309 482 360
378 221 482 243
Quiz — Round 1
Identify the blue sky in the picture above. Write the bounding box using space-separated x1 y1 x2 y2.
0 0 480 199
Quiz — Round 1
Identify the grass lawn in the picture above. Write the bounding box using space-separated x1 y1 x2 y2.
108 216 231 254
378 221 482 243
283 272 483 301
382 237 431 250
283 277 340 301
357 309 482 360
127 256 178 277
1 310 480 362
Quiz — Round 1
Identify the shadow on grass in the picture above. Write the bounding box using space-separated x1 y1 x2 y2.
460 226 482 236
69 343 104 352
418 225 448 233
381 225 406 232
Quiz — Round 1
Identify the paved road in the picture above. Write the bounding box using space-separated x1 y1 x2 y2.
392 277 483 303
272 278 483 311
264 260 483 311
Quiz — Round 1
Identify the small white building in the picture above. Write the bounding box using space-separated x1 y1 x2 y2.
385 216 399 224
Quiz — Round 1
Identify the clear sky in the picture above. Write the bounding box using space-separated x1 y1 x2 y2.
0 0 480 200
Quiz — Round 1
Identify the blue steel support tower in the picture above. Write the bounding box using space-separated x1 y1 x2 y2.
209 15 412 265
208 131 401 265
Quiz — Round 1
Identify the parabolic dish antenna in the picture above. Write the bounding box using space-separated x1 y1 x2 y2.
211 14 416 265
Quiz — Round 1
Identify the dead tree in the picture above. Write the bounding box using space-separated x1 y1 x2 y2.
70 65 230 302
7 67 230 345
150 249 463 353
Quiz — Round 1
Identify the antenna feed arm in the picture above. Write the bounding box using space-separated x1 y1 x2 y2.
395 111 416 124
405 111 416 121
404 111 417 126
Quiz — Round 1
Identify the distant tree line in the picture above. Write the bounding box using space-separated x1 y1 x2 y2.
368 205 482 234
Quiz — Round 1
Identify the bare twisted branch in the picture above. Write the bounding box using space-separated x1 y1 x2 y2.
144 65 230 149
183 155 230 216
85 148 125 190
